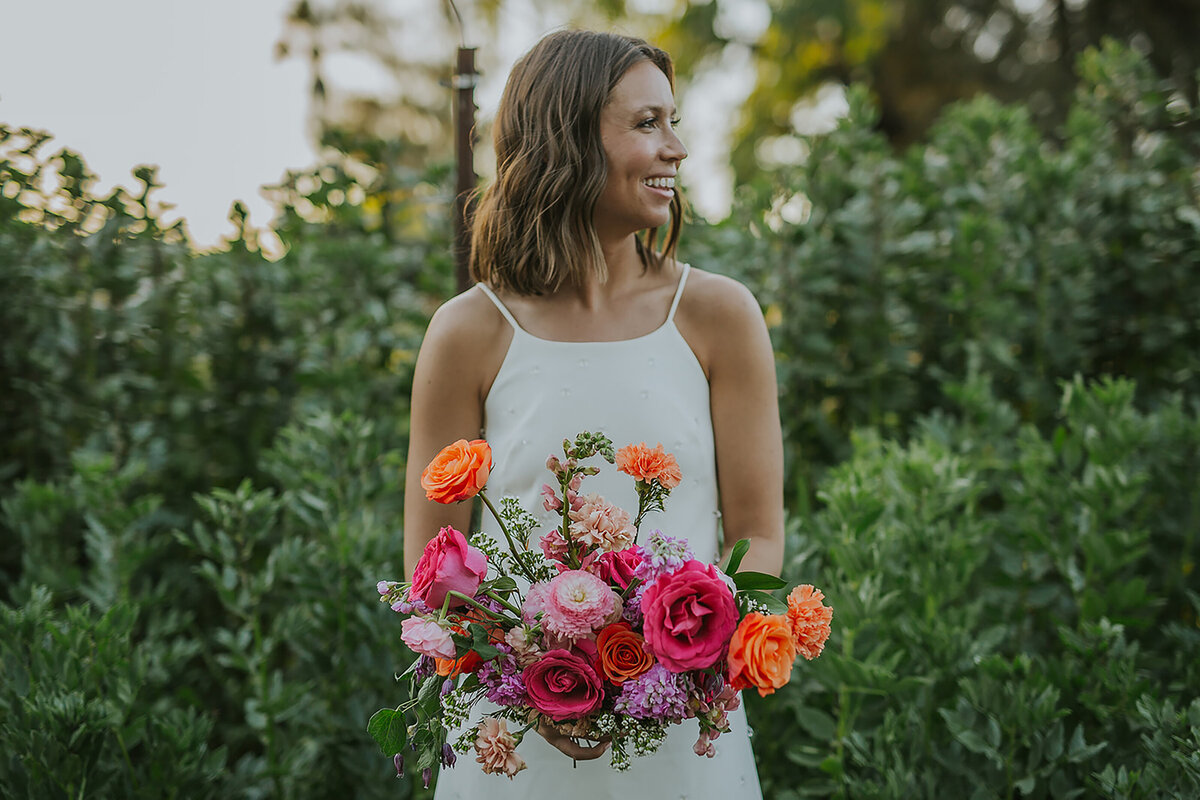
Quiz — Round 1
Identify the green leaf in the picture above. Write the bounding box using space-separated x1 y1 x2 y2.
487 576 517 594
723 539 750 574
732 571 786 591
417 674 442 715
367 708 407 756
739 590 787 615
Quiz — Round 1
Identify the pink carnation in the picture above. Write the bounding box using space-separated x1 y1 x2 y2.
474 717 526 778
542 570 617 640
400 616 457 659
568 493 635 553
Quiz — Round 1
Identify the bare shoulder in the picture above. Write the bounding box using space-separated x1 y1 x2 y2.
416 285 513 404
674 267 769 377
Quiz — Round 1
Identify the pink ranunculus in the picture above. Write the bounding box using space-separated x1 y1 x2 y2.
542 570 617 640
522 648 604 720
640 559 739 672
400 616 457 659
408 526 488 610
595 547 644 590
522 581 551 625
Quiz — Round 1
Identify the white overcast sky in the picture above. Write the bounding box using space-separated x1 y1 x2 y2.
0 0 757 248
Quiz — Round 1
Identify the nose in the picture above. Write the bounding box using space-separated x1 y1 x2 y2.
663 127 688 164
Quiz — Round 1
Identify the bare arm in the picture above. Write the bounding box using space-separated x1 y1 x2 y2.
404 290 507 579
680 272 785 576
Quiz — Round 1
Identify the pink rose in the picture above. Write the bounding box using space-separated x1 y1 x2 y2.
522 648 604 720
595 547 643 589
640 559 739 672
400 616 457 659
409 526 488 610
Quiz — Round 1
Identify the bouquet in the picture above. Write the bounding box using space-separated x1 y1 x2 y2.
369 432 832 785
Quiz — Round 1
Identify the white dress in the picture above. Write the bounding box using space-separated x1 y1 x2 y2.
433 265 764 800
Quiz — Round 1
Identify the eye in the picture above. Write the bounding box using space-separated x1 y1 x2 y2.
670 117 681 128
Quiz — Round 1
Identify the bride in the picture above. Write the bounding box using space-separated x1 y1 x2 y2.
404 28 784 800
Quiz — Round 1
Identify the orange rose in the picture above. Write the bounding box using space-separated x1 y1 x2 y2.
615 442 682 489
421 439 492 504
435 649 482 677
728 613 796 697
786 585 833 661
595 621 654 683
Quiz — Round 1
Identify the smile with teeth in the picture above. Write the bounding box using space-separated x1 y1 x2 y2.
643 177 675 189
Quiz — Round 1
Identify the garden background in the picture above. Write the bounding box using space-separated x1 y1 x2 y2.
2 1 1199 798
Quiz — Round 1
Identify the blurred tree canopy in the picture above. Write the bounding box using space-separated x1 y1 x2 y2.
276 0 1200 186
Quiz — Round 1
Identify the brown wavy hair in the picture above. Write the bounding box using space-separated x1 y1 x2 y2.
470 30 683 296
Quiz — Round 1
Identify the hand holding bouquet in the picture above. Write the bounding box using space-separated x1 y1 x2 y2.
370 432 832 784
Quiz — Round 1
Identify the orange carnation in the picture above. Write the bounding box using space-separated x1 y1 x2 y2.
615 442 682 489
728 612 796 697
421 439 492 504
595 621 654 683
786 585 833 661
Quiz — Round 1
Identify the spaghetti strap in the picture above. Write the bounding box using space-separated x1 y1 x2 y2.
665 263 691 322
476 283 521 331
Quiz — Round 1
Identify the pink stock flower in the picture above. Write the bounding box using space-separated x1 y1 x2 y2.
640 560 739 672
568 493 635 553
400 616 457 660
539 528 570 563
504 626 542 667
522 648 604 720
541 484 562 512
408 526 488 610
542 570 617 640
474 717 527 778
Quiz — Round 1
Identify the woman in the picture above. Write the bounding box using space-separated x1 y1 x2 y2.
404 29 783 799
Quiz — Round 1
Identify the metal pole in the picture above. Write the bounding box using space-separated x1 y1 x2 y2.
453 47 478 294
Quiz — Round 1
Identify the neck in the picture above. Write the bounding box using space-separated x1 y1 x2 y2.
555 231 644 308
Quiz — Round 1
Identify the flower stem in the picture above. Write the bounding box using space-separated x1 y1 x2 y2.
445 590 522 621
478 491 539 583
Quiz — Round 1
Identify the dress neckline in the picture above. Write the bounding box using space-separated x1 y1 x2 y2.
477 264 691 346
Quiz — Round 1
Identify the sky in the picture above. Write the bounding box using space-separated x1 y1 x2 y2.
0 0 755 248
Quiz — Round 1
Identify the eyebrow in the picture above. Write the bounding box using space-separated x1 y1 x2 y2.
631 104 678 117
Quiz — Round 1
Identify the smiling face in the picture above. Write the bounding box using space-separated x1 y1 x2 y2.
593 60 688 242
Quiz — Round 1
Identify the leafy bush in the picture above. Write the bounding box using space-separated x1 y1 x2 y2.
690 40 1200 506
750 376 1200 799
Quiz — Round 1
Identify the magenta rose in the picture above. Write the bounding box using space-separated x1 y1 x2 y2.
640 559 738 672
522 648 604 720
409 526 488 610
596 547 643 590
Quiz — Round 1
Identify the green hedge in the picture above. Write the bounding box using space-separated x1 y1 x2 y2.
749 375 1200 798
